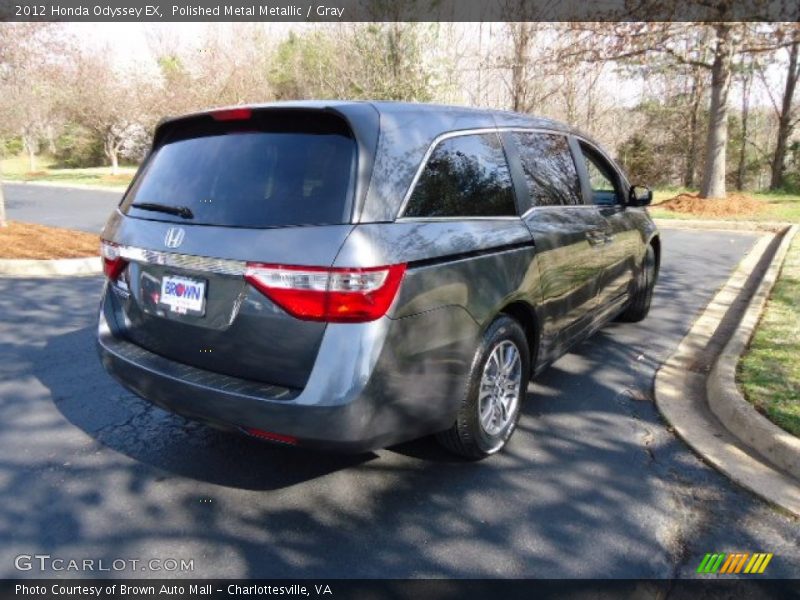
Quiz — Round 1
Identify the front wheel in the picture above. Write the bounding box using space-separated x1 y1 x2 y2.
436 315 530 459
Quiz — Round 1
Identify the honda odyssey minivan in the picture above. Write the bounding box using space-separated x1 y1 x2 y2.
97 101 659 459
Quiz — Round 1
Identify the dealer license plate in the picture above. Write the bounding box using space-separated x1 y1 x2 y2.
159 274 206 316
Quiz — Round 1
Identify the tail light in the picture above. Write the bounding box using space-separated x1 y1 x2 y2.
244 263 407 323
100 240 128 281
211 107 252 121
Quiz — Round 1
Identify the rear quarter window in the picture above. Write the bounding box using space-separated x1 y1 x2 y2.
121 112 356 228
403 132 517 218
511 132 582 207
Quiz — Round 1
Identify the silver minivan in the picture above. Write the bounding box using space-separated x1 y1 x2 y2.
97 101 659 458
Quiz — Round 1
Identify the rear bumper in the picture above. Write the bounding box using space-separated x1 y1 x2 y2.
97 290 479 452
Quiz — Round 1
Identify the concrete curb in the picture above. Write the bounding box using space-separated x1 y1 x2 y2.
708 225 800 479
652 217 788 233
654 228 800 517
2 179 127 194
0 256 102 277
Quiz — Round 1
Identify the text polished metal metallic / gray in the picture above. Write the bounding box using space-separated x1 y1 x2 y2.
97 100 660 458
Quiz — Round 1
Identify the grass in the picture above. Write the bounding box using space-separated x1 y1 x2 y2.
0 221 99 259
649 187 800 224
737 232 800 437
1 154 134 189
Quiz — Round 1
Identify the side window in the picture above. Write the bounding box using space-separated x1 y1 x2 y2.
581 144 621 206
511 132 582 207
403 132 517 218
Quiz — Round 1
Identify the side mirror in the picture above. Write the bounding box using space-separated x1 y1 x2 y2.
629 185 653 207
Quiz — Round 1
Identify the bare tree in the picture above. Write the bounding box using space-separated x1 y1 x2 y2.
567 21 792 198
763 37 800 190
0 24 66 226
0 24 68 173
683 65 707 188
63 50 153 175
735 57 755 191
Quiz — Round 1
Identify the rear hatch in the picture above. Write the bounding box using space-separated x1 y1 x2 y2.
103 109 358 389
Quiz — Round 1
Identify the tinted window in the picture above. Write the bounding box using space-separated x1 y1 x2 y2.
404 133 516 218
581 144 621 206
512 132 582 207
122 114 355 228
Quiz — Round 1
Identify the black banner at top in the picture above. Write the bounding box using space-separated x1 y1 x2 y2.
1 0 799 22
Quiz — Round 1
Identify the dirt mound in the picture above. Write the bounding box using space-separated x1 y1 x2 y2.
656 192 765 218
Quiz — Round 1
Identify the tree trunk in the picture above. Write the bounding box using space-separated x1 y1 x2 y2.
27 147 36 173
510 23 532 112
104 135 120 176
110 150 119 176
683 76 702 188
735 67 752 191
700 24 734 199
23 137 37 173
770 40 799 191
46 123 57 155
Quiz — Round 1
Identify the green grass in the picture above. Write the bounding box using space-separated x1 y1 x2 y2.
1 154 135 189
737 233 800 437
649 188 800 224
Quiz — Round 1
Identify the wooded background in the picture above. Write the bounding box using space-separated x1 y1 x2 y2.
1 21 798 201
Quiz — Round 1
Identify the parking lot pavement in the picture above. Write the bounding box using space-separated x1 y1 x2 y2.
0 228 797 579
3 183 122 233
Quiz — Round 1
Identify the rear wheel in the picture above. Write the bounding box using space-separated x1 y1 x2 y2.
618 243 657 323
436 315 530 459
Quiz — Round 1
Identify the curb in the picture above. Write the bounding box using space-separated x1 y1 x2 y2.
2 179 127 194
708 225 800 479
654 228 800 517
652 218 788 233
0 256 102 277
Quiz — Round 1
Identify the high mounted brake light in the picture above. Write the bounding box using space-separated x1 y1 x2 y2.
210 108 252 121
100 240 128 281
244 263 407 323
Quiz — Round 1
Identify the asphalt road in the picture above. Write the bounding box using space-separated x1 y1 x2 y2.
0 208 798 577
3 183 121 233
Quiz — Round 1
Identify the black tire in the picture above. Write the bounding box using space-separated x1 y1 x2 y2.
436 315 530 459
618 243 657 323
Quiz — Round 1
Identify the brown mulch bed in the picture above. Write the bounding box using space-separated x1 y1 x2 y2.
0 221 99 259
656 192 766 217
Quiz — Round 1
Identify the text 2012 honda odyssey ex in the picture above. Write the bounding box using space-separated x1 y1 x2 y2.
97 101 660 459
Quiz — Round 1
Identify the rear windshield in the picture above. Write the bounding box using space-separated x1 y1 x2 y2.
121 112 356 228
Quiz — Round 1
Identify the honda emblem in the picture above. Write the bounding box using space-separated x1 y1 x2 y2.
164 227 185 249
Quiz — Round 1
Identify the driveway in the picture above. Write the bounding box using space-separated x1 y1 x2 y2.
2 183 121 233
0 227 797 579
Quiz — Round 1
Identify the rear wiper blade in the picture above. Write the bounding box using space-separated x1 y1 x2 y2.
131 202 194 219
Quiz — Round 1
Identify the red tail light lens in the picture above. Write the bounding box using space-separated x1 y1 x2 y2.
244 263 407 323
100 240 128 281
210 107 252 121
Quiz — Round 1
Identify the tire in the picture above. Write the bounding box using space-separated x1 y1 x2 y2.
436 315 530 459
618 243 657 323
